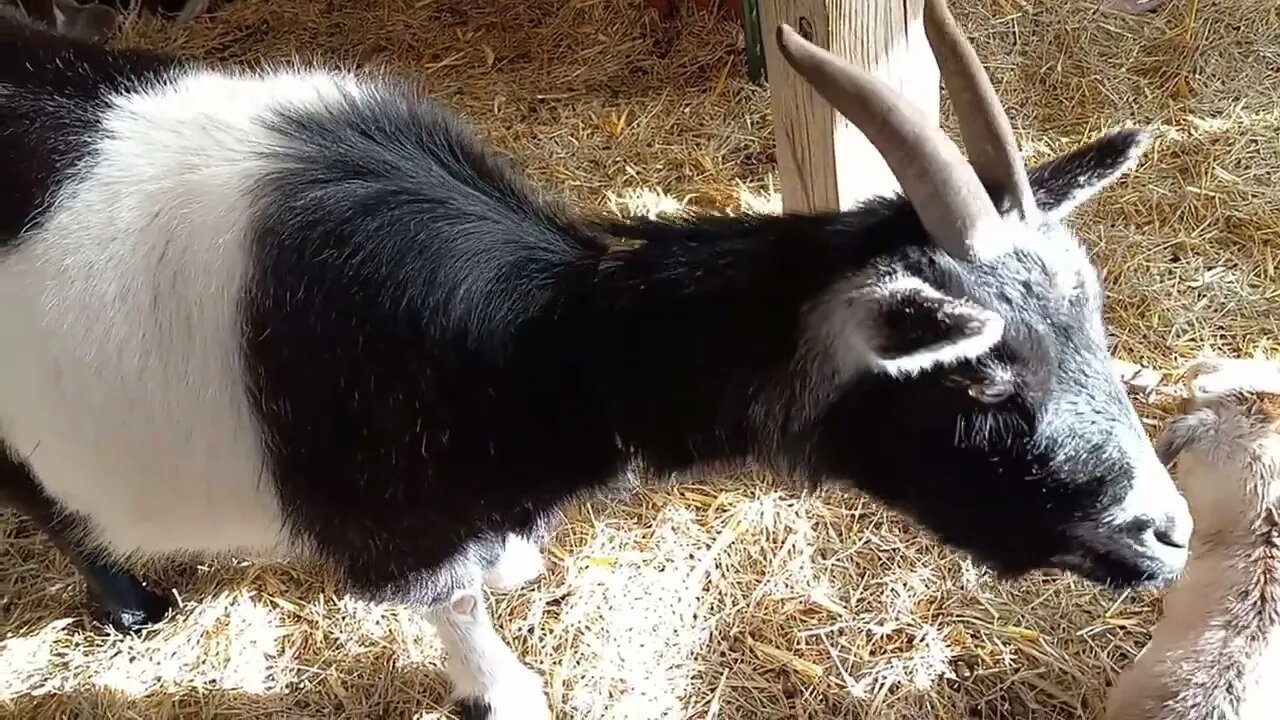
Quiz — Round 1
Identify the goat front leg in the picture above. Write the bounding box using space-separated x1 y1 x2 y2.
431 587 551 720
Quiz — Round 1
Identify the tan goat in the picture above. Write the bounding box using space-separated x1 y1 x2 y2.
1104 357 1280 720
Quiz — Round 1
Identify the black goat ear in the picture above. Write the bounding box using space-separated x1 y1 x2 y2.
1028 128 1151 223
815 273 1005 379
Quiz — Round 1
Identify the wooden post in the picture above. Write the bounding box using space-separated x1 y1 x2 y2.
741 0 767 85
760 0 941 213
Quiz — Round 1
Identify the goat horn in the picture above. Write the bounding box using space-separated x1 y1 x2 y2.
774 23 1000 261
924 0 1037 222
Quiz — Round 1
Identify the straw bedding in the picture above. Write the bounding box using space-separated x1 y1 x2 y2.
1 0 1277 717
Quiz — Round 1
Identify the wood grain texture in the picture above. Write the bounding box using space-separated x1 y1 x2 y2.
761 0 940 212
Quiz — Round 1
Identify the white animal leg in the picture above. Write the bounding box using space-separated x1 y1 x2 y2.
483 533 546 591
431 588 551 720
1186 357 1280 398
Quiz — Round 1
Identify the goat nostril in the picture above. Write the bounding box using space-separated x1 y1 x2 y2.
1152 513 1191 549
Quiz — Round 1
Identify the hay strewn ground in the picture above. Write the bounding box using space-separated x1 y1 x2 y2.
2 0 1278 717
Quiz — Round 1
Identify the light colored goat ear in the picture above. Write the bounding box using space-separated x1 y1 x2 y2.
817 274 1005 379
51 0 84 22
51 0 71 25
1154 415 1198 467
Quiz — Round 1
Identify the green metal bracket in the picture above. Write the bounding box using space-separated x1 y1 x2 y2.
741 0 766 85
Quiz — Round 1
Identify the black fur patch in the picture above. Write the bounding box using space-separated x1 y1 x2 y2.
0 17 185 244
0 440 174 631
239 73 1160 596
455 697 494 720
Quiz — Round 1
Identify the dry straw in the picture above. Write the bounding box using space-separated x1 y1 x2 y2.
2 0 1278 718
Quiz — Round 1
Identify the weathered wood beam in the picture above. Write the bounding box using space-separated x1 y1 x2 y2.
760 0 941 213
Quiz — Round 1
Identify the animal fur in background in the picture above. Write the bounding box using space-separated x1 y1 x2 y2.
2 0 119 42
1104 358 1280 720
5 0 221 41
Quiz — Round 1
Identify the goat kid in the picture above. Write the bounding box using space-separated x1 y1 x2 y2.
3 0 119 42
9 0 217 41
1104 358 1280 720
0 1 1192 717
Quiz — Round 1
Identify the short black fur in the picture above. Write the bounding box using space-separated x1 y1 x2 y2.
240 77 1162 600
0 15 184 242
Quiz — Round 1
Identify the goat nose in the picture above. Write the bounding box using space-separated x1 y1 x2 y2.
1152 510 1192 549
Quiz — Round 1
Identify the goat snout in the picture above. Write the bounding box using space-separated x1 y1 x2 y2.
1107 462 1194 578
1150 510 1192 549
1121 499 1193 569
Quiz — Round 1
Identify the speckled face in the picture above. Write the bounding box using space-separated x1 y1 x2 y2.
806 130 1196 590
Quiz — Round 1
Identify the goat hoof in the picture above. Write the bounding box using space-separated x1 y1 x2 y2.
454 668 552 720
457 698 553 720
88 587 174 633
456 697 497 720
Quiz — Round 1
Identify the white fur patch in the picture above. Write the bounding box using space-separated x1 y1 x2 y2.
962 213 1020 262
434 589 551 718
1101 393 1194 556
0 66 367 561
1025 222 1098 301
1105 460 1194 547
484 533 546 591
947 213 1092 304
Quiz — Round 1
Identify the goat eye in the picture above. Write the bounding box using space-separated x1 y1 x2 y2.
969 382 1013 404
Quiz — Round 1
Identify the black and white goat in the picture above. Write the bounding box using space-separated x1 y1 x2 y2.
0 1 1192 717
1104 358 1280 720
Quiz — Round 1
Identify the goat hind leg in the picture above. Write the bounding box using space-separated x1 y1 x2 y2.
73 551 173 633
0 444 172 632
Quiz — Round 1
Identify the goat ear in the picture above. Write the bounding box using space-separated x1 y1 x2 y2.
1028 128 1151 223
175 0 210 24
51 0 82 20
1154 414 1198 467
823 274 1005 379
